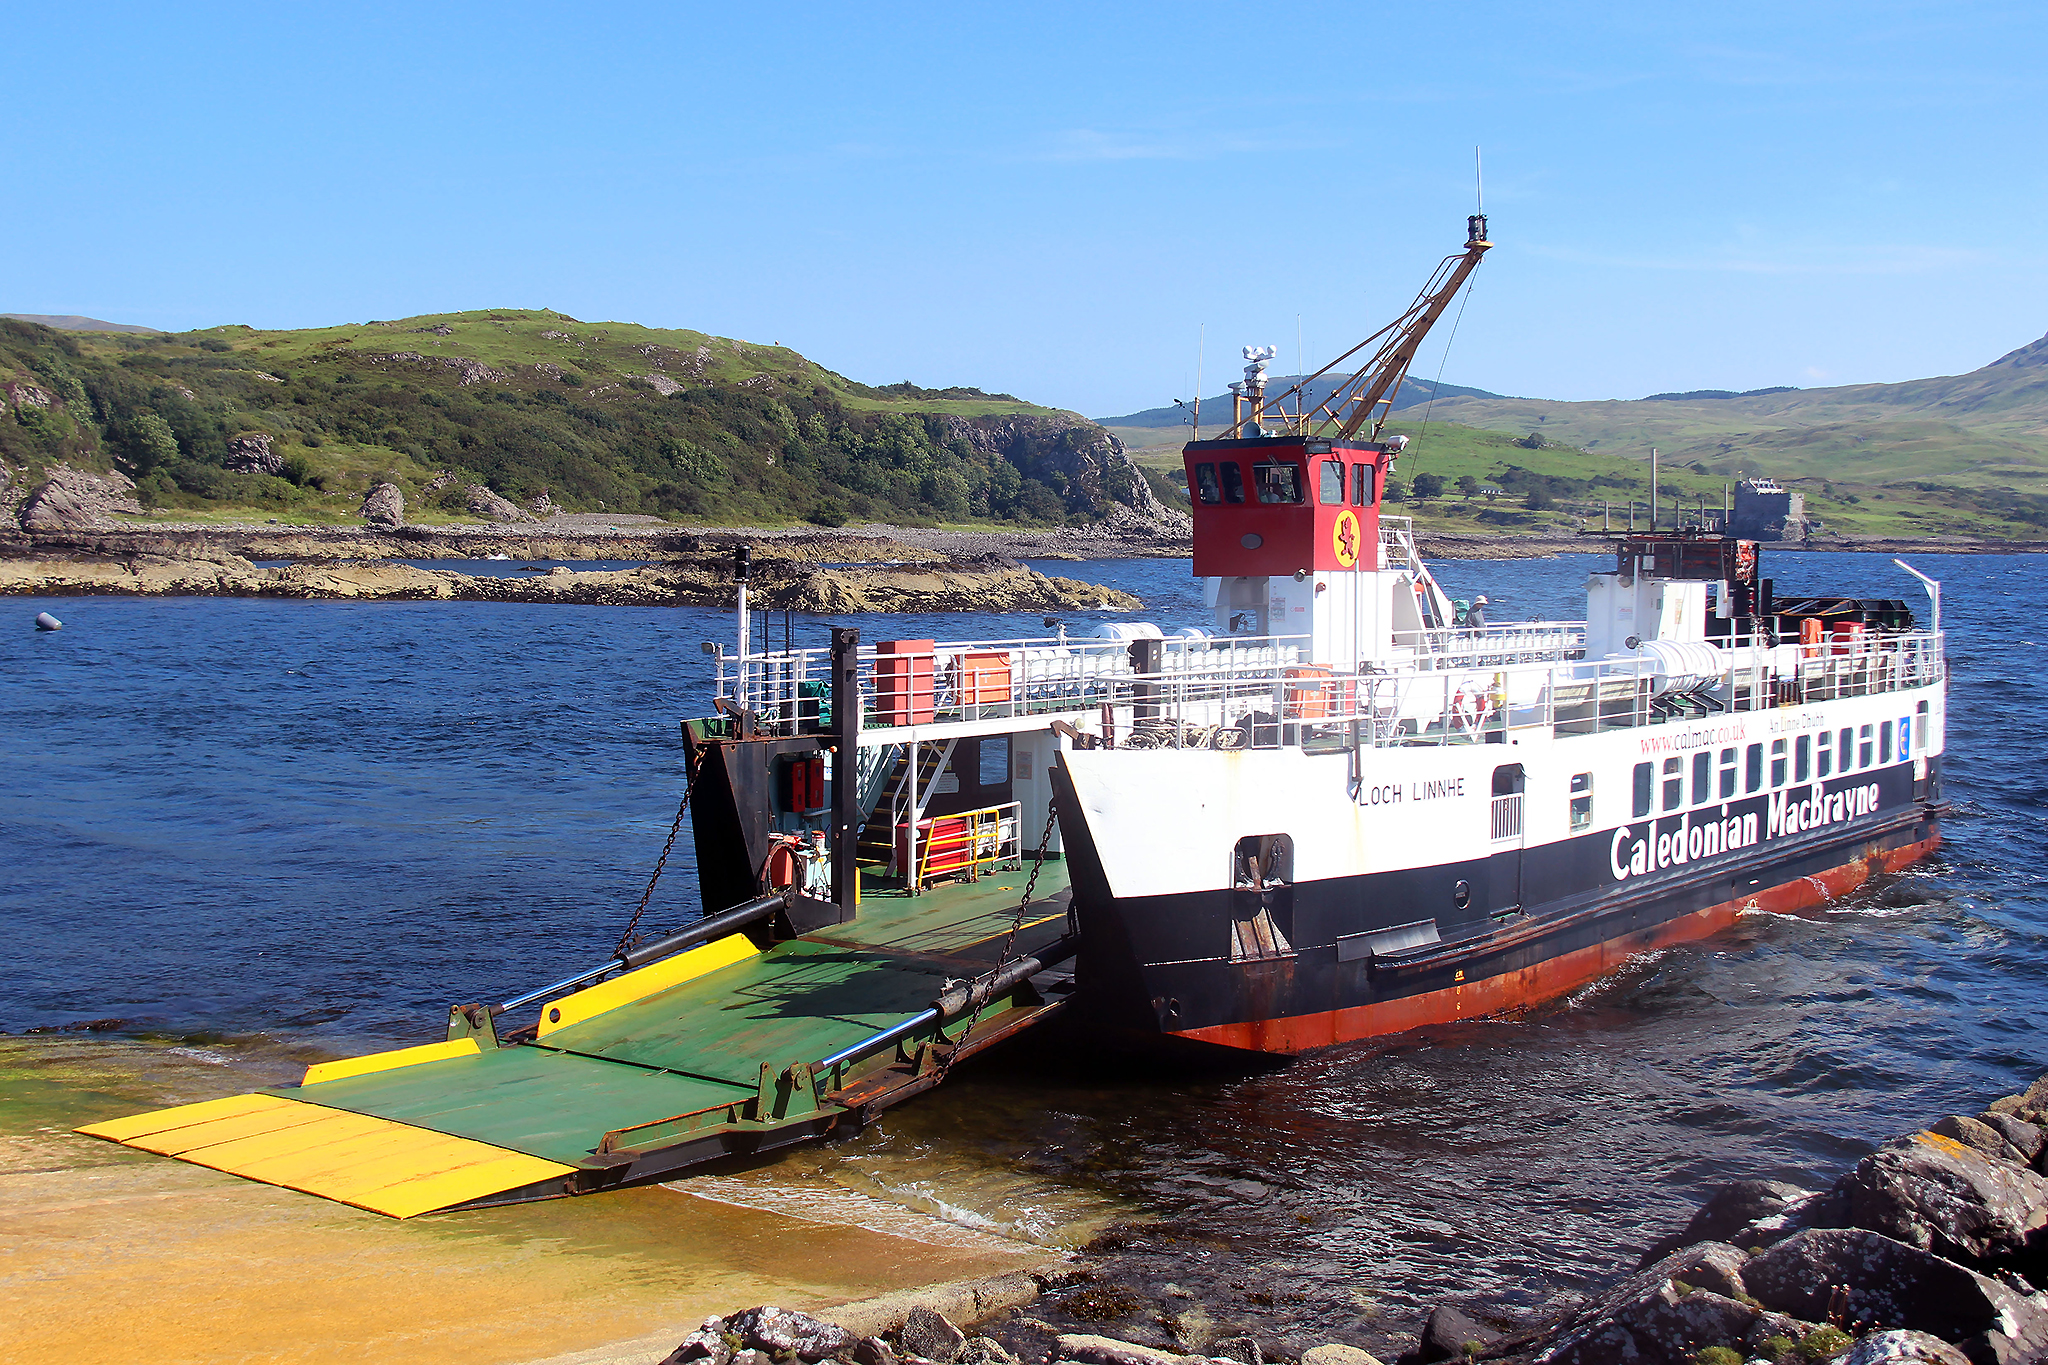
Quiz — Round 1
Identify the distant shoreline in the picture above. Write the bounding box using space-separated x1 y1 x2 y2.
5 519 2044 568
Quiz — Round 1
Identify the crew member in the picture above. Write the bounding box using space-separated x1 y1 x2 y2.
1465 595 1489 629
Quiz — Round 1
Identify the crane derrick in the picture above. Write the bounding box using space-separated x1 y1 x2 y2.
1227 215 1492 441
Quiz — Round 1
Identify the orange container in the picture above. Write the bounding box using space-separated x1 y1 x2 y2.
957 650 1013 706
1829 621 1867 655
1799 617 1824 659
875 639 936 725
1283 665 1334 720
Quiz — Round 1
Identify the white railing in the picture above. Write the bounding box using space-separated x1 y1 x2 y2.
713 626 1944 753
1490 793 1524 842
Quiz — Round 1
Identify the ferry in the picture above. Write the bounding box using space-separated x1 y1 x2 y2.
76 218 1946 1215
692 213 1945 1056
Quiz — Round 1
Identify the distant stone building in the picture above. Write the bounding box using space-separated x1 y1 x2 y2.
1726 478 1816 541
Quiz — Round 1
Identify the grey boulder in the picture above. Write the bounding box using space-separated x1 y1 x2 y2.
1742 1227 2048 1362
360 481 404 528
464 483 535 522
900 1306 967 1364
1843 1330 1975 1365
729 1305 856 1362
1832 1132 2048 1264
1539 1246 1764 1365
661 1315 735 1365
1419 1305 1495 1362
1930 1116 2031 1167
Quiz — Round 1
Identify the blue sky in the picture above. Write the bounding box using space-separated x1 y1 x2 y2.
8 2 2045 416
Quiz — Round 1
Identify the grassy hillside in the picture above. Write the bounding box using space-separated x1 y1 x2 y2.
1114 415 2048 539
0 310 1145 529
1408 331 2048 530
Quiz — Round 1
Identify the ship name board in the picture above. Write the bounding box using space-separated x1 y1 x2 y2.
1360 776 1468 806
1609 781 1883 882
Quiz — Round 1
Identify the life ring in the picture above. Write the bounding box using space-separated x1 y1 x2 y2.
1450 680 1494 731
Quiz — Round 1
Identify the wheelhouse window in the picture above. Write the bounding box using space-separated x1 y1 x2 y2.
1745 743 1763 793
1351 463 1372 506
1795 734 1811 783
1718 747 1737 799
1570 773 1593 831
1880 720 1894 763
1915 701 1930 751
1318 460 1344 505
1691 752 1711 805
1194 463 1222 505
1253 461 1303 504
1633 762 1653 817
1661 757 1683 811
1817 731 1834 778
1858 723 1874 768
1770 739 1788 787
1220 461 1246 504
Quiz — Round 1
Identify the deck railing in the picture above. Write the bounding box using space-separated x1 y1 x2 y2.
714 626 1944 751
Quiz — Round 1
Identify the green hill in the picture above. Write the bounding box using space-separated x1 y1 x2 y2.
0 310 1167 530
1415 332 2048 509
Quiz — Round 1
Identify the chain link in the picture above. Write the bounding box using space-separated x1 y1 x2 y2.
935 799 1060 1084
613 773 696 958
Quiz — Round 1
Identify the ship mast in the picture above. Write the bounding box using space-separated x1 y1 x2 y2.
1230 215 1492 440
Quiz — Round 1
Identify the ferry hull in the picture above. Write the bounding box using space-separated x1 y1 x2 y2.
1171 824 1938 1054
1055 755 1942 1058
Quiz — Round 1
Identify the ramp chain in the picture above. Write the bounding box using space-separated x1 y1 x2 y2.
935 799 1060 1085
613 771 696 958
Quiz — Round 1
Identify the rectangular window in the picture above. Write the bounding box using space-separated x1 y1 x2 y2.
1795 734 1812 783
1662 757 1683 811
1194 463 1222 504
1253 461 1303 504
1352 463 1370 506
1879 721 1893 765
1745 743 1763 793
1570 773 1593 831
1318 460 1344 505
1718 747 1737 799
1691 752 1711 805
1633 761 1653 818
1817 731 1833 778
1770 738 1788 787
1839 728 1854 773
1858 723 1874 768
1220 461 1246 504
1915 700 1930 751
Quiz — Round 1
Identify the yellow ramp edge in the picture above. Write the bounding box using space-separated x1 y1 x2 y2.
302 1036 480 1086
537 931 760 1037
76 1093 575 1218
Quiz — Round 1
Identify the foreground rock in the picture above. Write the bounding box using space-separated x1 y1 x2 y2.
0 549 1141 614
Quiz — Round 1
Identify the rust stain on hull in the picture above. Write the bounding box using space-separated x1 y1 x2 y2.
1173 832 1941 1055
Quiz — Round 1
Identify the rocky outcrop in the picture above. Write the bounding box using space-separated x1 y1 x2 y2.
360 482 404 528
17 465 143 531
224 433 283 476
464 483 534 522
1379 1073 2048 1365
943 414 1191 540
0 549 1139 613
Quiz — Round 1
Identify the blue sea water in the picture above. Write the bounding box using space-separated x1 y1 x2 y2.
3 550 2043 1323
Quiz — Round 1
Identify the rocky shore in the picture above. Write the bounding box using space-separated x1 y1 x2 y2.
670 1074 2048 1365
0 543 1140 614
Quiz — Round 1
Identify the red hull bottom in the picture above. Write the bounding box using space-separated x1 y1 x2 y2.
1172 832 1942 1055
